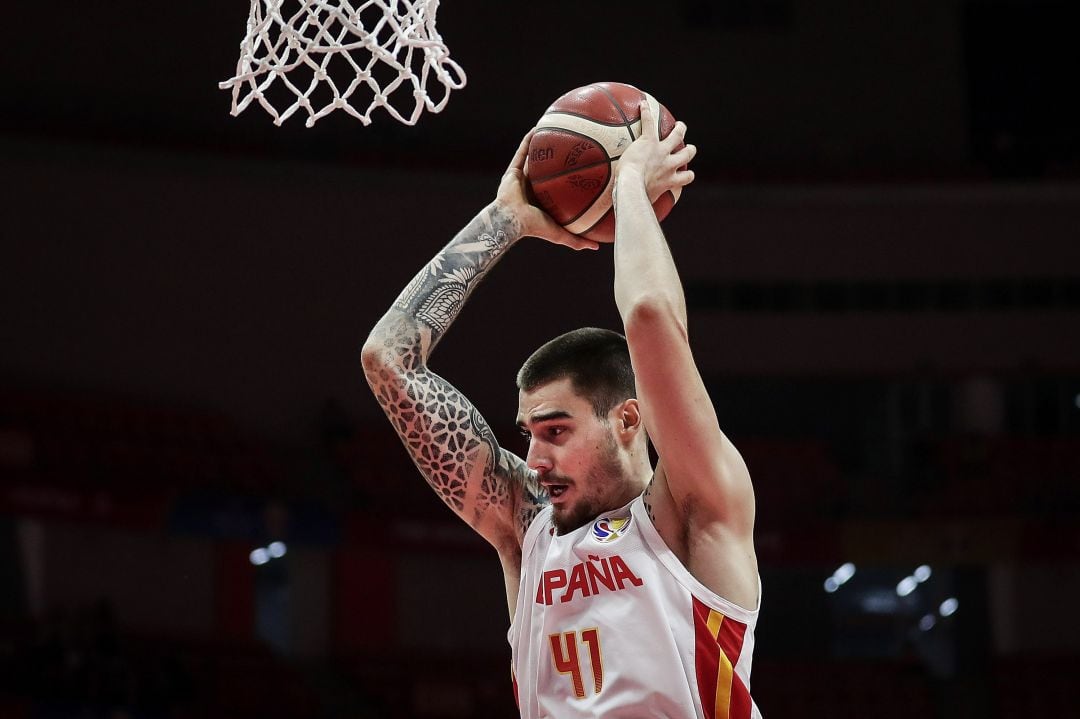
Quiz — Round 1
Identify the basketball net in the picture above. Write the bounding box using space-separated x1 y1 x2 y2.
219 0 466 127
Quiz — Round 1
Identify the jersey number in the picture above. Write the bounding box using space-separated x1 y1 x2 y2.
549 628 603 699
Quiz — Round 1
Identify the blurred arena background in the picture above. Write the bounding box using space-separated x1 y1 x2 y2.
2 0 1079 717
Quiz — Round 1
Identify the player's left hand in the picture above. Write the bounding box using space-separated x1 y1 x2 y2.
496 130 601 251
615 102 697 203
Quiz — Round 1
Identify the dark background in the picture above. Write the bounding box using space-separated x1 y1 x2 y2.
2 1 1079 717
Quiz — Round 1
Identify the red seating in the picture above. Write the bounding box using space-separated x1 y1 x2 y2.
926 436 1080 517
752 659 935 718
342 650 517 719
0 390 285 523
737 438 844 526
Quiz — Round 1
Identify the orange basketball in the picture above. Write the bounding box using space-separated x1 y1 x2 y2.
525 82 683 243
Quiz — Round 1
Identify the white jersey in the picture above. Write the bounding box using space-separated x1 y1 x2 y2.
509 496 762 719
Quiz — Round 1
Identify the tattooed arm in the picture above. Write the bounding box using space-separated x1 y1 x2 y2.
362 207 542 547
361 133 597 550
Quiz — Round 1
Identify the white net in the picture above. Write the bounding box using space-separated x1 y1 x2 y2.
219 0 466 127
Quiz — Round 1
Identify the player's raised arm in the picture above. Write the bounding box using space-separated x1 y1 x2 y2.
612 104 755 537
361 133 596 549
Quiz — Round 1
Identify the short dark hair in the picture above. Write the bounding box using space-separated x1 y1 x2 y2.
516 327 636 417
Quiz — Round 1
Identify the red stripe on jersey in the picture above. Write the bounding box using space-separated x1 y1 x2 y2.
511 665 519 709
692 596 752 719
717 616 747 668
717 619 751 719
693 597 721 719
728 673 752 719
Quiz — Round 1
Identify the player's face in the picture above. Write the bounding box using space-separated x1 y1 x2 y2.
517 377 628 535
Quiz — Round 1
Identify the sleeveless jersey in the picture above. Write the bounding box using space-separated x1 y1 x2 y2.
508 496 762 719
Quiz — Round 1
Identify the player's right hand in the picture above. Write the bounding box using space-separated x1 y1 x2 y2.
496 130 601 251
616 102 697 203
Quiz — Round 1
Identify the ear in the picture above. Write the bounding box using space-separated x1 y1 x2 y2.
615 399 642 436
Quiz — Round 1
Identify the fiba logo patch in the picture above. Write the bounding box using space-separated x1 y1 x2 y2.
592 515 632 543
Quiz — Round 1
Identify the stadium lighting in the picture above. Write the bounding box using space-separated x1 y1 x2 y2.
939 597 959 617
250 548 270 566
859 590 900 614
896 576 918 597
913 565 932 583
824 562 856 593
919 614 937 631
268 541 287 558
834 563 856 584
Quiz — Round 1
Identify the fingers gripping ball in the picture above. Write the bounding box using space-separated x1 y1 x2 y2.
526 82 683 243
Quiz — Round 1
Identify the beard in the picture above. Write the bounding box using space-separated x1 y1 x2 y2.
551 492 602 536
551 431 625 535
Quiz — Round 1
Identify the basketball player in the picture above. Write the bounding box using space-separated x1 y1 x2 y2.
362 103 762 718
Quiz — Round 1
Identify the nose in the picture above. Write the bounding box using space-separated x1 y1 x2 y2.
525 441 553 474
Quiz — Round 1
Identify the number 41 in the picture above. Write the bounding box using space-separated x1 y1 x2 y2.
549 628 604 699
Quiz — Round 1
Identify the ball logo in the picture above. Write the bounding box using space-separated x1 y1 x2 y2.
567 174 602 191
592 515 632 543
530 146 555 163
564 141 594 167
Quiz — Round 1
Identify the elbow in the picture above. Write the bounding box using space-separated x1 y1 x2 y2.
623 295 688 343
360 335 388 383
360 321 401 381
360 334 384 369
362 311 422 383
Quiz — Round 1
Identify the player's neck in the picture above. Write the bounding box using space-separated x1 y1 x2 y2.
614 465 652 509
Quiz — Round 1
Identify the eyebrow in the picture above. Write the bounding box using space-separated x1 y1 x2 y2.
515 409 573 428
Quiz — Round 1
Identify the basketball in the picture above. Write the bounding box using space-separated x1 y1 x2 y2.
525 82 683 243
